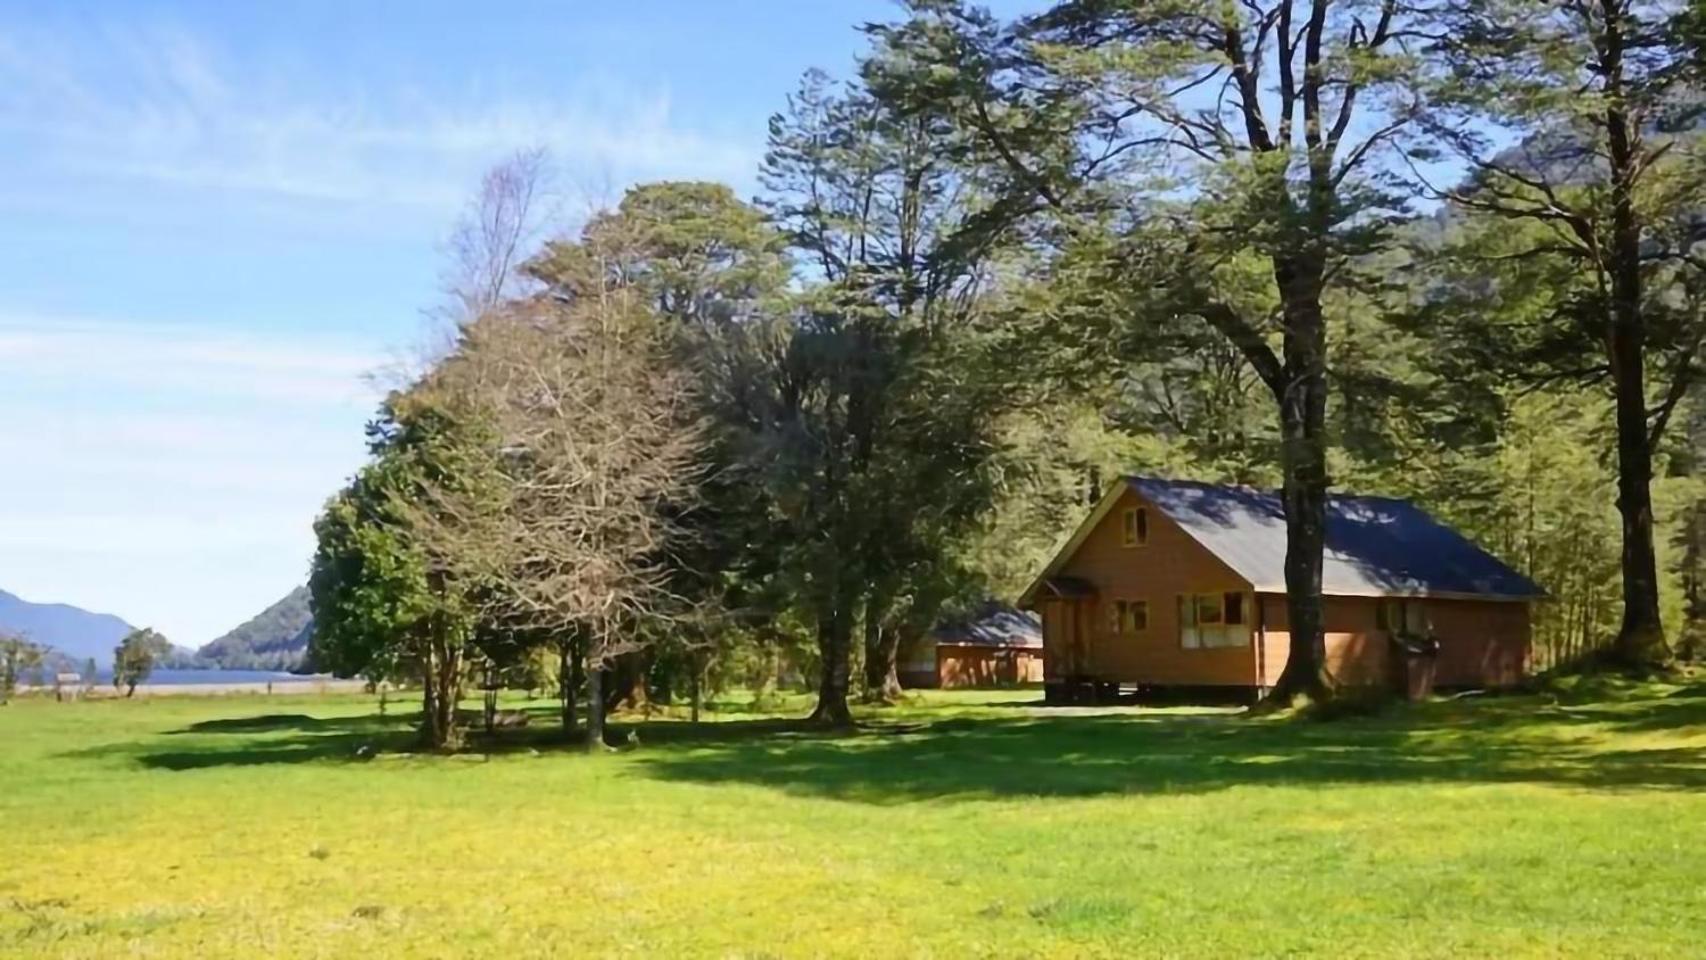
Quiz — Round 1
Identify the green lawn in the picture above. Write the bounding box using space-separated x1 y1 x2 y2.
3 680 1706 958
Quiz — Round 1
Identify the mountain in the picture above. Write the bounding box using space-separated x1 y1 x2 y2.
0 588 137 667
196 586 314 671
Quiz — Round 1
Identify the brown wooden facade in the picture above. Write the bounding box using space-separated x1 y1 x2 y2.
1024 488 1534 700
899 640 1044 689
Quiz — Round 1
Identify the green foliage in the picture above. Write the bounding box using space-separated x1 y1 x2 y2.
111 627 169 697
308 399 490 749
730 56 1036 714
196 586 313 671
0 632 44 703
530 180 790 329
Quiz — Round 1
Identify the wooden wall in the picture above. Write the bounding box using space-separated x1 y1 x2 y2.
1037 486 1534 691
935 646 1044 688
1047 488 1258 687
1257 594 1532 689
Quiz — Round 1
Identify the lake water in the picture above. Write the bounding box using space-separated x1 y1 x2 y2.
88 669 335 686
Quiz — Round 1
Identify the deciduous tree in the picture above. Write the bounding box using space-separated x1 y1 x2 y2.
112 628 169 698
0 632 43 704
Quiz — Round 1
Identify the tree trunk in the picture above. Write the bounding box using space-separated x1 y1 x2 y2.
482 663 497 735
755 633 781 702
809 608 855 726
584 662 606 752
1262 261 1333 706
1601 14 1670 667
861 594 904 704
421 629 463 752
558 641 578 736
602 652 646 716
420 657 438 745
690 653 704 725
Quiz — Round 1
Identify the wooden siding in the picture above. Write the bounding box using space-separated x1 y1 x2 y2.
1035 487 1534 691
1257 594 1532 689
1256 595 1391 687
1045 488 1258 687
1429 598 1531 687
935 646 1044 688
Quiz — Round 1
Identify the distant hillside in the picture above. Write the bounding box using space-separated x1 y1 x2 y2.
0 588 135 667
196 586 313 671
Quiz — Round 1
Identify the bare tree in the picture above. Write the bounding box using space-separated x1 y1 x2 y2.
441 147 555 326
406 221 705 749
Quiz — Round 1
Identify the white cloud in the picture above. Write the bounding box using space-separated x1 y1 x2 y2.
0 315 386 646
0 22 757 212
0 317 383 405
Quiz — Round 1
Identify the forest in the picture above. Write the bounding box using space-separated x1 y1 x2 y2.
306 0 1706 750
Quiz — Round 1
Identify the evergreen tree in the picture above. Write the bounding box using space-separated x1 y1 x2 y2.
868 0 1438 702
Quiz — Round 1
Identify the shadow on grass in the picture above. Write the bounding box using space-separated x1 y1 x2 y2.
62 711 418 771
55 681 1706 797
171 713 375 734
632 683 1706 802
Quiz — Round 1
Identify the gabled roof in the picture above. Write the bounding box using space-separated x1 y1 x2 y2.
1020 476 1545 606
932 602 1043 649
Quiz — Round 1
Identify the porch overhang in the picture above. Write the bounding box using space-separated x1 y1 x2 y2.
1036 576 1097 600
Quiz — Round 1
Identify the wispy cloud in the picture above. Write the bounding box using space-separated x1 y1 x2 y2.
0 315 385 406
0 22 757 212
0 315 387 645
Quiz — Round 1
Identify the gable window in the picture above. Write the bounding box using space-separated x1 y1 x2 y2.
1179 592 1250 649
1121 507 1149 547
1108 599 1149 635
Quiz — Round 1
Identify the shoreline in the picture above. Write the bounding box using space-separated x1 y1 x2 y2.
19 678 372 698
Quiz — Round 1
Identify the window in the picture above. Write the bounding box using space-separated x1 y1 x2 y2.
1124 600 1148 633
1378 599 1429 635
1109 599 1149 635
1179 595 1200 649
1225 592 1246 626
1122 507 1149 547
1179 592 1250 649
1196 593 1224 626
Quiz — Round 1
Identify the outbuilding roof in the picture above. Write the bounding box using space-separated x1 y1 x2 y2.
932 602 1043 649
1021 476 1545 606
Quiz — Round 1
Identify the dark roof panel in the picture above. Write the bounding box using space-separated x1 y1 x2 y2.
1127 476 1545 600
933 602 1043 648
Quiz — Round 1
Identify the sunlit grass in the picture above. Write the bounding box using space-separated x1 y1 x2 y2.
3 678 1705 958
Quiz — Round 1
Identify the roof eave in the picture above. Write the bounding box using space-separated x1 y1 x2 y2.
1250 585 1545 602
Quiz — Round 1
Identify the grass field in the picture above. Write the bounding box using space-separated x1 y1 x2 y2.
4 679 1706 958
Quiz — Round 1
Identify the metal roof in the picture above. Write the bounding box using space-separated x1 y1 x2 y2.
1126 476 1545 600
932 602 1043 649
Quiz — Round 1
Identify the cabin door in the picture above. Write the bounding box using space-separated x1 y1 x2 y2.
1045 599 1091 679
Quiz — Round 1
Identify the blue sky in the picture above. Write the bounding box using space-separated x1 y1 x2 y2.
0 1 1031 647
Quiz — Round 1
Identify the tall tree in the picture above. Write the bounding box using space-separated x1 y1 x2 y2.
0 632 44 704
409 255 705 750
531 181 790 330
748 63 1018 719
531 181 794 709
112 628 169 698
310 418 486 751
1423 0 1706 666
440 147 553 325
871 0 1432 702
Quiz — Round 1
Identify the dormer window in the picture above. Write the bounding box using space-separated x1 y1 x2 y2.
1122 507 1149 547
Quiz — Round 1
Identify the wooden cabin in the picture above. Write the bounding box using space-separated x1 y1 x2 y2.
1018 477 1544 703
898 603 1043 689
